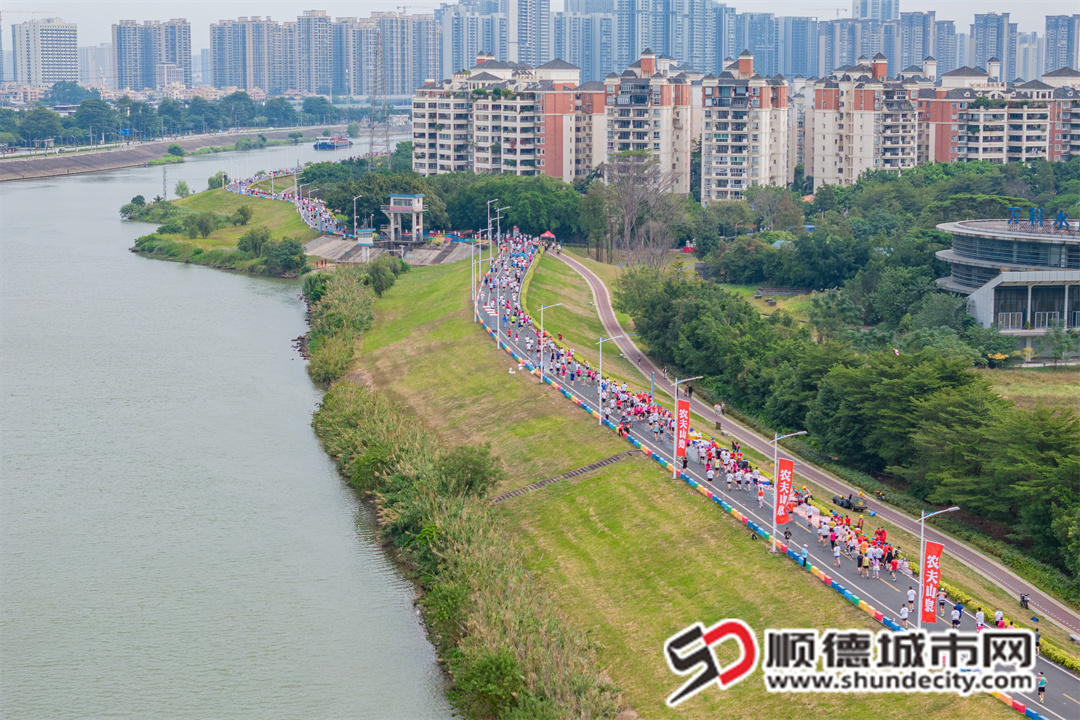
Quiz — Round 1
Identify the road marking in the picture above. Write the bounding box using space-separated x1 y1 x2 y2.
1064 693 1080 705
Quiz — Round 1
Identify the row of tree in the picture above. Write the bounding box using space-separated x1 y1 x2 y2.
0 90 374 147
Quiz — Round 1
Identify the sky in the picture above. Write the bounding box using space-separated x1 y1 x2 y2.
3 0 1075 50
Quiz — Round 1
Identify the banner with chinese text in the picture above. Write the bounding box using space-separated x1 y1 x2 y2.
921 541 944 624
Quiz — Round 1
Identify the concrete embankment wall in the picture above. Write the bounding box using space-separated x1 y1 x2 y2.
0 126 345 183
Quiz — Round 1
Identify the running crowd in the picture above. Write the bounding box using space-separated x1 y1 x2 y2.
226 169 345 236
481 231 1039 658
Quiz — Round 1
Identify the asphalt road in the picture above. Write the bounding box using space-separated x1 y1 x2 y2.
476 243 1080 718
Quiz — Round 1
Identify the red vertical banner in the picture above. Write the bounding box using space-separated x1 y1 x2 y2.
921 541 944 624
675 399 690 458
775 458 794 525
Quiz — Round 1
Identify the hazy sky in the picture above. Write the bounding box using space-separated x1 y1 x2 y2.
4 0 1074 49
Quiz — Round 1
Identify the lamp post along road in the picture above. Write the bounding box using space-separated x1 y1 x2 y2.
918 506 960 628
671 376 703 478
539 303 563 383
352 194 362 240
486 199 497 272
772 430 807 552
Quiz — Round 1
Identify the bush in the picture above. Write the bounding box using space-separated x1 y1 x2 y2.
167 143 185 157
232 205 254 226
157 219 184 235
452 649 525 719
237 225 270 256
302 272 331 303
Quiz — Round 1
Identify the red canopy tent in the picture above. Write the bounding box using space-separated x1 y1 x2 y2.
540 230 556 239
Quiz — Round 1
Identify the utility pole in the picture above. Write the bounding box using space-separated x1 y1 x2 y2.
163 166 167 200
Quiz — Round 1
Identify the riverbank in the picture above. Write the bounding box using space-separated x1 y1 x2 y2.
127 188 320 277
0 126 343 182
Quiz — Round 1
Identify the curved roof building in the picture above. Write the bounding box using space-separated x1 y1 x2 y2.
936 215 1080 332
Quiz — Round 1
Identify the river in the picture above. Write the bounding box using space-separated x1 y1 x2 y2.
0 142 454 719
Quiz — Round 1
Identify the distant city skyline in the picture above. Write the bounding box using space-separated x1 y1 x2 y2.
4 0 1074 49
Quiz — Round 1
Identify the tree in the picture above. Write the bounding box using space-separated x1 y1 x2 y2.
232 205 254 226
808 289 860 341
237 226 271 255
607 151 679 270
174 180 191 198
18 107 64 144
1040 319 1078 364
346 121 360 138
302 96 338 123
207 171 229 190
47 80 99 105
264 239 305 273
167 143 185 157
390 141 413 173
263 97 298 127
73 99 118 139
288 131 303 144
219 91 256 128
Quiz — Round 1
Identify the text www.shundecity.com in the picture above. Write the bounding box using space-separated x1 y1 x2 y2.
764 669 1034 695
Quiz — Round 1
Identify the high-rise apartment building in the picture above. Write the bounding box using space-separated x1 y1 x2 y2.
971 13 1017 81
11 17 78 87
79 43 113 87
900 12 935 72
112 19 191 90
604 48 701 194
210 16 286 94
1016 32 1043 81
436 1 507 77
778 16 817 78
1045 15 1080 74
553 11 616 83
411 53 606 182
700 51 790 203
852 0 898 22
934 21 957 74
505 0 551 66
805 54 918 189
297 10 332 95
734 13 777 77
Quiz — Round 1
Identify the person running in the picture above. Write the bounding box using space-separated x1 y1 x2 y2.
726 470 733 491
907 586 916 611
1037 672 1046 703
950 606 962 629
706 467 715 485
856 553 865 578
975 608 985 631
833 544 841 567
818 522 829 546
1035 630 1041 656
899 605 909 629
784 527 792 545
757 484 765 508
890 557 899 581
871 556 880 579
938 588 947 614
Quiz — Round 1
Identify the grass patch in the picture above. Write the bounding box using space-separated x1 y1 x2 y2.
352 257 1023 719
146 154 185 166
522 253 645 389
498 461 1016 720
166 188 320 249
715 282 812 324
358 259 628 497
979 365 1080 412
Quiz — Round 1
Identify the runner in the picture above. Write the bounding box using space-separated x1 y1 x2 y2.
950 606 962 629
907 586 916 611
833 544 841 567
975 607 985 631
1037 672 1046 703
899 605 909 629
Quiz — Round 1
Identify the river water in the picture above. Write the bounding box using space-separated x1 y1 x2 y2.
0 142 453 719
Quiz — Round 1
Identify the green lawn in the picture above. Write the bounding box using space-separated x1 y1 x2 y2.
523 253 646 388
168 188 320 250
349 258 1022 719
980 365 1080 412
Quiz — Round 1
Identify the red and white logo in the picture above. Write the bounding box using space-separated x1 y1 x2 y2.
664 618 759 706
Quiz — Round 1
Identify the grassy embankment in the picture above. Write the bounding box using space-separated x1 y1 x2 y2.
346 257 1019 720
128 188 319 276
309 262 621 718
545 252 1080 663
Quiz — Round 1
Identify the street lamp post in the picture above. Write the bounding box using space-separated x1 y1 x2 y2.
486 199 497 272
496 206 510 247
671 376 703 478
917 506 960 628
352 194 362 239
595 336 624 426
771 430 807 552
539 303 563 383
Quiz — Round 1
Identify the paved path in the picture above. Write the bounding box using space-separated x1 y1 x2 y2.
555 250 1080 640
476 243 1080 719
